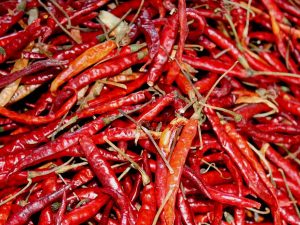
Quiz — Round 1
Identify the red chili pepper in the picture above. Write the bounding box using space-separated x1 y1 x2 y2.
77 90 150 119
182 166 261 208
205 108 281 224
79 136 136 224
62 193 109 225
0 89 76 125
147 13 178 86
6 184 71 225
182 55 246 78
38 176 58 225
55 191 67 225
136 183 157 225
0 59 67 89
0 19 41 63
21 69 58 85
88 73 147 107
0 10 24 36
137 8 160 63
176 191 195 225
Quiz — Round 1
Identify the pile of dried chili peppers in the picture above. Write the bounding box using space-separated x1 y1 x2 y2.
0 0 300 224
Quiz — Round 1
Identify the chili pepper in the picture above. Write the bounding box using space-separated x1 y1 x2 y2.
163 119 198 225
77 90 150 118
2 115 115 175
38 176 58 225
79 136 136 224
0 10 24 37
72 12 99 27
53 42 97 60
110 0 143 17
134 91 177 125
205 108 281 225
79 135 125 195
0 89 76 125
182 166 261 208
21 69 58 85
21 51 47 60
176 191 196 225
147 13 178 86
57 0 110 28
6 184 71 225
264 144 300 186
277 91 300 117
182 55 246 78
66 49 148 91
136 183 157 225
88 73 147 107
51 40 117 92
0 59 67 89
129 174 142 203
242 123 300 145
55 191 67 225
0 19 41 64
137 8 160 63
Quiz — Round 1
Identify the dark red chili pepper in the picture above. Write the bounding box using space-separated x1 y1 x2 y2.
147 13 178 86
55 191 67 225
110 0 143 17
137 8 160 63
79 135 136 224
182 55 246 78
182 166 261 209
0 59 67 89
6 184 71 225
77 90 150 118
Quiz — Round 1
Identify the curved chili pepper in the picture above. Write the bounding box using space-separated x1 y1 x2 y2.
51 40 117 92
79 136 136 224
182 55 246 78
0 89 76 125
0 59 67 89
6 184 70 225
77 90 150 119
137 8 159 62
205 108 281 225
147 13 178 86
